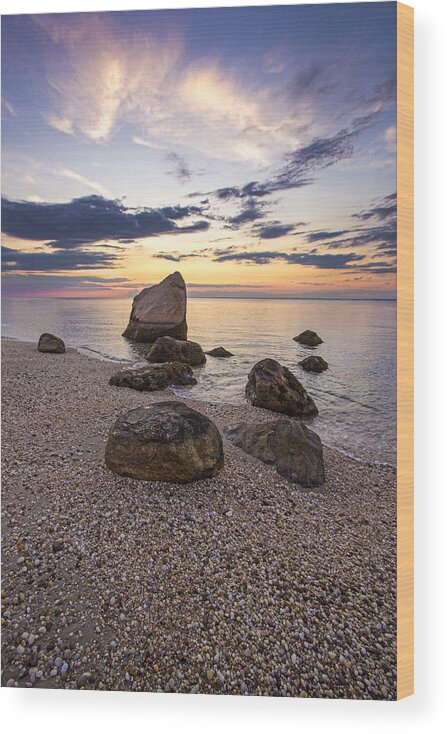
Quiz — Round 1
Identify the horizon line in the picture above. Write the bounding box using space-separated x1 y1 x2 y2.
2 295 397 302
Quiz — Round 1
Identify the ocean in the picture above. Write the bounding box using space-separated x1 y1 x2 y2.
1 296 396 466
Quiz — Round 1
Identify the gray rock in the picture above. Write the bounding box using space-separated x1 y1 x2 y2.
37 333 65 354
110 361 197 392
123 272 187 342
206 347 233 358
246 359 318 417
146 336 206 366
299 356 328 373
226 417 325 487
293 330 323 347
105 402 224 483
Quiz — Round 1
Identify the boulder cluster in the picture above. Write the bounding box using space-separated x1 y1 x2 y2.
37 272 330 488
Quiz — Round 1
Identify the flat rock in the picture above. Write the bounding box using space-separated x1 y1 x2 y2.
105 402 224 483
109 362 197 391
37 333 65 354
206 347 233 358
293 330 323 347
226 418 325 487
123 272 187 342
246 358 318 417
299 356 328 373
146 336 206 366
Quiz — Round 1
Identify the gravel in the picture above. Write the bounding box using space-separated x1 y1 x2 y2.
1 339 397 698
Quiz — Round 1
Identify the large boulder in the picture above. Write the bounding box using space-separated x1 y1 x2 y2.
109 362 197 392
37 333 65 354
123 272 187 342
146 336 206 366
246 359 318 417
293 330 323 347
206 347 233 358
299 356 328 373
105 402 224 483
226 418 325 487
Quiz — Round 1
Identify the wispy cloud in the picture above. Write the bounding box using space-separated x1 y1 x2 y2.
165 152 192 182
54 168 112 198
1 97 16 117
35 14 302 166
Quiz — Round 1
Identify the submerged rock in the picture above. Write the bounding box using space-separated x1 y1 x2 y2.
109 362 197 391
206 347 234 358
226 418 325 487
123 272 187 343
246 358 318 417
146 336 206 366
293 330 323 347
105 402 224 483
37 333 65 354
299 355 328 373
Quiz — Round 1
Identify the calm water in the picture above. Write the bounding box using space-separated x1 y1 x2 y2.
2 297 396 465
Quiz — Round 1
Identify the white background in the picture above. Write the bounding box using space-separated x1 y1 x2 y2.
1 0 446 731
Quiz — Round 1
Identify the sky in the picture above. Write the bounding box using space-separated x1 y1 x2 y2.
1 3 397 299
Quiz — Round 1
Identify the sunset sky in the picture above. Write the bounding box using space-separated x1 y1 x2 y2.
1 3 397 299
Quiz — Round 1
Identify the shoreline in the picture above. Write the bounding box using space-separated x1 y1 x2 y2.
1 339 397 698
0 336 396 470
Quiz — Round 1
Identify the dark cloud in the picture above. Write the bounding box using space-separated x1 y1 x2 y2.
305 229 350 243
352 193 397 222
290 61 331 99
255 222 297 239
166 152 192 183
212 249 364 269
1 245 119 271
199 112 380 209
1 273 134 296
227 198 268 226
1 195 210 247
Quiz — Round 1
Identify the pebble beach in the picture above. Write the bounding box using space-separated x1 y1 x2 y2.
1 339 397 698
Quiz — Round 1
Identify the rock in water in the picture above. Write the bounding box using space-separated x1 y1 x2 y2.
293 330 323 346
37 333 65 354
109 362 197 391
206 347 234 358
246 358 318 417
123 272 187 342
226 418 324 487
146 336 206 366
299 356 328 373
105 402 224 483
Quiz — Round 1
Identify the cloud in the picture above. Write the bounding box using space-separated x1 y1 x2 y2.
1 195 210 247
1 97 16 117
47 115 74 135
166 152 192 182
227 198 269 226
302 194 397 256
255 222 297 239
352 192 397 221
199 112 380 206
34 14 301 166
1 245 119 271
212 249 365 268
1 273 134 297
54 168 112 198
305 230 350 243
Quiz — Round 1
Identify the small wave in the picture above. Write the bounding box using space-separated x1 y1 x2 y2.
77 346 132 364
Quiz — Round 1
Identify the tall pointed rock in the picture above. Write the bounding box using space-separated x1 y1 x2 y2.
123 272 187 342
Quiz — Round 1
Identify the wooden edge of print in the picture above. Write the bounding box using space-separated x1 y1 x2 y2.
396 1 414 700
